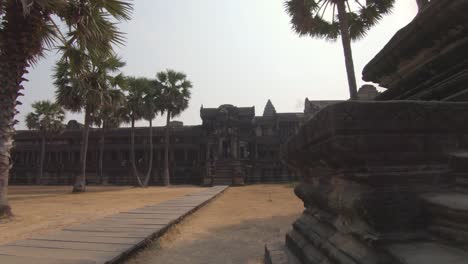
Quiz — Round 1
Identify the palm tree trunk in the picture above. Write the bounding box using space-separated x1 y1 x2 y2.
0 1 43 217
0 113 13 217
73 108 91 192
163 111 171 186
37 135 46 184
143 119 153 186
130 117 144 186
98 124 105 184
336 0 358 100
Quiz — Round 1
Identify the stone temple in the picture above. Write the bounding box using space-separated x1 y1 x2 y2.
9 91 375 187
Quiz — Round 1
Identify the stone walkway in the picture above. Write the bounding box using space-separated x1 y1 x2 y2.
0 186 228 264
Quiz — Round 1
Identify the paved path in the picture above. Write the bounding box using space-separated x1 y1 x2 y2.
0 186 228 264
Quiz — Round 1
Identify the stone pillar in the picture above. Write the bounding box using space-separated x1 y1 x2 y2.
218 138 223 158
231 138 238 159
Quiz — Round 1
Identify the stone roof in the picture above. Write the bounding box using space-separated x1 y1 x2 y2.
200 105 255 120
262 100 277 117
362 0 468 101
304 99 341 118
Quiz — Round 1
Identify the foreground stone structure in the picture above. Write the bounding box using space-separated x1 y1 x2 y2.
280 101 468 263
267 1 468 263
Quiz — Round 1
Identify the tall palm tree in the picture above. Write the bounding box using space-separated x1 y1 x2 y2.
55 53 127 192
0 0 66 217
140 80 163 186
54 0 132 193
285 0 394 100
25 101 65 184
124 77 160 187
157 70 193 186
94 86 126 183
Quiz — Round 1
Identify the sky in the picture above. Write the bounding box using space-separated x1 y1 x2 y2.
18 0 419 129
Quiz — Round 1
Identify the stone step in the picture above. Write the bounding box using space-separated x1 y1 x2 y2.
386 242 468 264
422 192 468 244
264 241 300 264
449 151 468 172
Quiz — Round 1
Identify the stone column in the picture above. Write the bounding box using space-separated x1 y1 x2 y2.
218 137 223 158
231 138 238 159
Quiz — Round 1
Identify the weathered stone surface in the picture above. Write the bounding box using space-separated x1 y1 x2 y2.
277 101 468 263
362 0 468 101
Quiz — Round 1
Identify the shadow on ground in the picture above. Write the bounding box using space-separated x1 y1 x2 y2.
125 213 300 264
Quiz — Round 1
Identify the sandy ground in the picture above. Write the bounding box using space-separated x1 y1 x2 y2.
125 184 303 264
0 185 204 244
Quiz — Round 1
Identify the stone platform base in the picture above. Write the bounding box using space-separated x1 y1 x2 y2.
264 241 299 264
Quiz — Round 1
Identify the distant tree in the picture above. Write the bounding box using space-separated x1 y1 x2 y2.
140 80 163 186
285 0 394 99
54 0 132 193
123 77 162 187
55 53 127 192
157 70 192 186
25 101 65 184
94 87 126 183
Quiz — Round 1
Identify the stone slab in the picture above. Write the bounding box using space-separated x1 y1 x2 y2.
31 230 146 240
423 193 468 212
387 242 468 264
0 186 228 264
30 232 144 243
9 240 131 252
95 218 173 226
0 246 116 262
0 254 96 264
64 225 164 233
264 241 300 264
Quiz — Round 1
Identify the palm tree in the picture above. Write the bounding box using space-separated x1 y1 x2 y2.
140 80 163 186
55 53 127 192
0 0 131 216
124 77 161 187
94 87 126 184
25 101 65 184
285 0 394 100
0 0 67 217
157 70 193 186
54 0 132 193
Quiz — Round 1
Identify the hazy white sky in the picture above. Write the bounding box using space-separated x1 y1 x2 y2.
18 0 419 129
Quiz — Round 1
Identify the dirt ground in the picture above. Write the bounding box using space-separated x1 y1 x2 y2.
0 185 203 244
125 184 303 264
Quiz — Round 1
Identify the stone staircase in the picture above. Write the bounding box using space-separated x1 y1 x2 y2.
265 153 468 264
421 151 468 246
449 152 468 192
212 159 245 186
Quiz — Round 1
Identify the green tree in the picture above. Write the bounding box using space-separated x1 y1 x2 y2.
124 77 161 187
94 86 126 184
285 0 394 99
54 0 132 192
0 0 66 217
157 70 192 186
55 53 128 192
25 101 65 185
